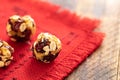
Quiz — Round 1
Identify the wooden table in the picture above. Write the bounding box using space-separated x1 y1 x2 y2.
49 0 120 80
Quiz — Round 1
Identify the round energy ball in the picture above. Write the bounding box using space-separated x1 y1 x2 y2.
32 33 62 63
6 15 36 41
0 40 14 67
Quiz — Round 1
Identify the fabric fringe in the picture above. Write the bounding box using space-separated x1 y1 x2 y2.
38 33 104 80
0 0 104 80
26 0 100 32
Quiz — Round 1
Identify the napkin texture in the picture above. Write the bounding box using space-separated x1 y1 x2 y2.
0 0 104 80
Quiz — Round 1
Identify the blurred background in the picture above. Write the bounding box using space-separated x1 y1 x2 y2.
47 0 120 80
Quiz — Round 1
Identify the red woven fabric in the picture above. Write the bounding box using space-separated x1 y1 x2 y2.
0 0 104 80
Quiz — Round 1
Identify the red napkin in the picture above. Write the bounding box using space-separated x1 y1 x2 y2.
0 0 104 80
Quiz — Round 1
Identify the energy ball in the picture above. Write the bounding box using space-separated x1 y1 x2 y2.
0 40 14 67
32 33 62 63
6 15 36 41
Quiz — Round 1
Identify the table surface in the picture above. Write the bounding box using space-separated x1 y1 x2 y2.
49 0 120 80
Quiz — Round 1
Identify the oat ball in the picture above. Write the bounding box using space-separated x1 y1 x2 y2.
32 33 62 63
0 40 14 67
6 15 36 41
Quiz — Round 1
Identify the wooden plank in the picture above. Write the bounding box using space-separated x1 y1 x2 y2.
66 0 120 80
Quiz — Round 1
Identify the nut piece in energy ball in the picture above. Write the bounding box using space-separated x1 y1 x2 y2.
32 33 62 63
6 15 36 41
0 40 14 67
